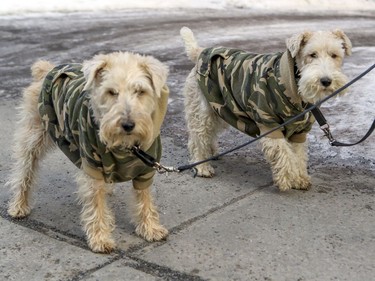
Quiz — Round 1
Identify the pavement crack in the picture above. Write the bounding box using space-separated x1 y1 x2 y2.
168 182 272 235
125 254 207 281
66 256 122 281
66 249 207 281
127 182 273 255
0 206 88 250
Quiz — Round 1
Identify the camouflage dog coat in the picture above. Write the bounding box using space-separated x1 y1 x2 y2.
196 47 315 142
38 64 169 189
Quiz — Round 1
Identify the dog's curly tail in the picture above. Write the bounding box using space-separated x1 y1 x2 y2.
180 27 203 62
31 60 55 82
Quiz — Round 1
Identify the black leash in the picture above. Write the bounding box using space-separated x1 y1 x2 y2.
131 146 180 173
132 63 375 173
310 106 375 147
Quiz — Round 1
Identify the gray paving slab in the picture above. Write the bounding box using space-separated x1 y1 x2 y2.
0 99 271 253
0 217 111 281
135 169 375 281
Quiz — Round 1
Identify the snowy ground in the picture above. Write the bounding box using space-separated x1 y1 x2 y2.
1 0 375 15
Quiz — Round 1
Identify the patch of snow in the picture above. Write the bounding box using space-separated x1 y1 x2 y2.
1 0 375 15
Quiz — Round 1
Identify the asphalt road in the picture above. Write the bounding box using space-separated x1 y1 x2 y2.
0 9 374 281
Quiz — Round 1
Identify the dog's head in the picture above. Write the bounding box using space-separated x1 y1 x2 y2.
286 29 352 104
82 52 168 149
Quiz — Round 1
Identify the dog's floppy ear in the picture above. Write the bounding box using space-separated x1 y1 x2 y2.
332 29 352 56
286 31 313 58
82 55 107 91
141 56 169 98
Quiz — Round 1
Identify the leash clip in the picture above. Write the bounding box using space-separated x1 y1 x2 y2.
153 162 180 174
320 124 336 145
131 145 179 174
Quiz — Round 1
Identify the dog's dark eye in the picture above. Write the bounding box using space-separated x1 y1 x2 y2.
331 53 338 59
108 90 118 96
135 89 145 96
309 53 317 58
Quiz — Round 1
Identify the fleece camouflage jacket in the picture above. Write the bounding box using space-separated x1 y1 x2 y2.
196 47 315 142
38 63 169 189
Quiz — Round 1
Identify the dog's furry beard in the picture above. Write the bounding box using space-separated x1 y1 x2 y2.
99 111 154 150
298 67 349 104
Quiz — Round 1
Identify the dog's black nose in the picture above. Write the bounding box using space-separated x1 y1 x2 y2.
320 77 332 87
122 122 135 132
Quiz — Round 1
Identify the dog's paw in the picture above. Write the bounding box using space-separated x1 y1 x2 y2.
136 223 169 242
275 177 293 192
8 205 31 219
88 237 116 254
277 182 292 192
293 175 312 190
195 164 215 178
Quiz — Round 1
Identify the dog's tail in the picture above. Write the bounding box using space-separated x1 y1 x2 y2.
180 27 203 62
31 60 55 82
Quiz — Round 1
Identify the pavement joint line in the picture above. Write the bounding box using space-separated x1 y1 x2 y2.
62 247 206 281
122 254 208 281
66 255 123 281
127 182 274 255
0 206 190 281
168 182 273 235
115 184 273 280
1 184 271 281
0 206 89 250
65 243 208 281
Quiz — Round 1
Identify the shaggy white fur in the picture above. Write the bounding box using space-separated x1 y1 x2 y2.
7 52 169 253
180 27 351 191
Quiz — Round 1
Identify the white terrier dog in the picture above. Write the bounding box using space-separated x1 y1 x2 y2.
180 27 352 191
6 52 169 253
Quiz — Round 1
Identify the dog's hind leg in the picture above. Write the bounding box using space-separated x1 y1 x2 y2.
76 171 116 253
7 84 52 218
184 69 226 177
260 137 300 191
130 181 168 242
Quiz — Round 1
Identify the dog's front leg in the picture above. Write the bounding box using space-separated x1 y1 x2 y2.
291 141 311 190
76 171 116 253
130 179 168 242
260 137 300 191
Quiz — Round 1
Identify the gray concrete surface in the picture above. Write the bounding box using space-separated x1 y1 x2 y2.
0 9 374 281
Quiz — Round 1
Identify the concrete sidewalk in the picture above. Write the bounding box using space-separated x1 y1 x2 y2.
1 9 374 281
1 99 374 280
